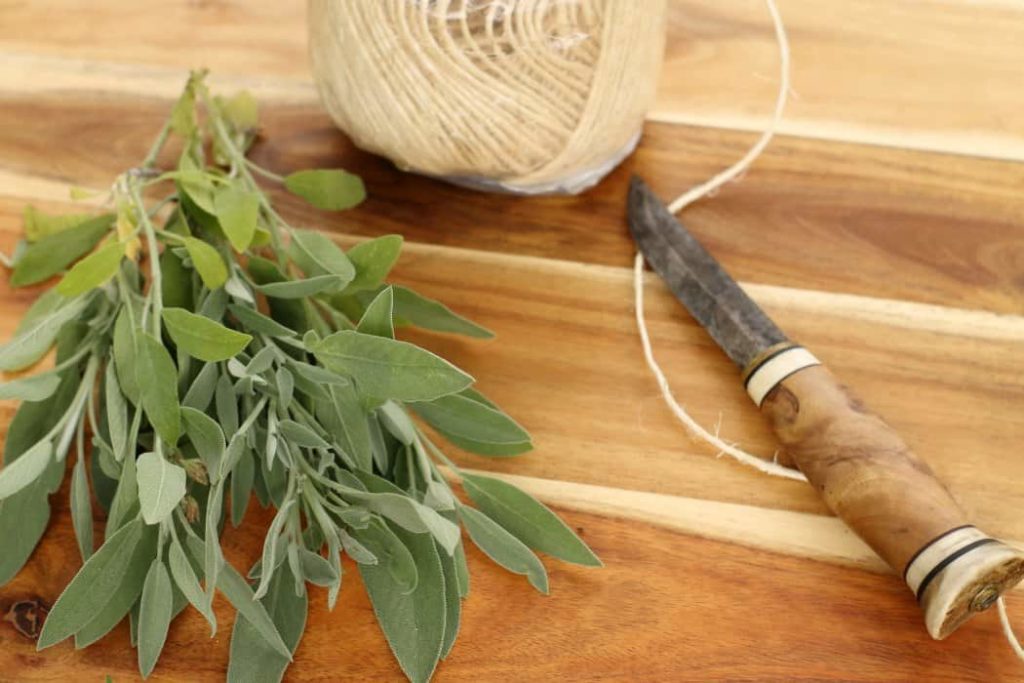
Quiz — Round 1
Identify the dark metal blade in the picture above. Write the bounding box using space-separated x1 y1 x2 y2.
628 176 788 369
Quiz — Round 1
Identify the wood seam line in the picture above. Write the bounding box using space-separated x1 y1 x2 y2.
453 468 1024 586
2 50 1023 164
2 169 1023 343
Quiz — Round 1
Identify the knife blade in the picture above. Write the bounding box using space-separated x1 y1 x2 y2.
627 175 1024 641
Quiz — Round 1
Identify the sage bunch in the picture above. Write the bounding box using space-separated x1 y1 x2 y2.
0 71 599 683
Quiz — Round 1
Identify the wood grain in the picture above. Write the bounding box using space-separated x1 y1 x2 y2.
2 479 1022 682
1 1 1021 159
2 96 1024 316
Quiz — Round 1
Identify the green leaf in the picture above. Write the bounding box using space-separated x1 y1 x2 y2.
246 256 309 333
298 548 339 587
138 559 173 679
70 457 93 562
168 536 216 634
347 490 460 555
215 373 239 436
357 286 395 338
216 559 294 661
227 558 306 683
461 474 600 566
37 518 145 649
342 235 403 294
453 541 470 599
412 393 532 456
313 331 473 402
162 308 252 362
315 383 372 472
56 240 124 297
459 505 548 594
377 401 416 445
230 447 254 527
170 87 197 136
160 248 193 310
0 373 61 401
204 482 225 608
215 187 260 252
351 519 418 593
227 304 296 338
136 332 181 445
22 206 100 242
437 540 461 659
290 228 356 281
74 522 158 647
0 485 52 587
10 213 113 287
284 169 366 211
277 420 330 450
360 526 446 683
0 441 51 501
113 308 141 405
182 407 225 481
222 90 259 132
183 361 219 411
106 446 139 538
136 452 187 525
391 285 494 339
254 501 294 599
256 275 344 299
183 237 228 289
0 295 88 371
105 361 130 461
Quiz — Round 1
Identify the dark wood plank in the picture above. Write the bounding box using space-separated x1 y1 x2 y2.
0 95 1023 315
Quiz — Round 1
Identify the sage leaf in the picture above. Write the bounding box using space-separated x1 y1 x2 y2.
437 540 461 659
104 361 129 461
138 559 173 679
37 518 145 649
215 373 239 436
184 237 228 289
70 457 93 561
350 491 460 556
227 559 306 683
313 331 473 402
182 407 226 480
136 451 187 525
342 235 403 294
246 256 309 332
278 420 330 450
222 90 259 131
284 169 366 211
182 361 219 411
160 248 193 310
412 393 532 456
74 522 158 648
163 308 252 361
216 560 293 661
22 206 102 242
10 213 112 287
357 286 395 338
315 383 372 472
276 367 294 410
168 536 217 634
255 500 294 599
106 445 139 538
0 485 51 586
0 372 61 401
205 481 225 608
298 548 338 587
453 540 470 599
214 187 260 252
461 474 600 566
228 304 295 338
0 295 87 371
246 346 276 375
360 526 445 683
136 332 181 445
391 285 494 339
459 505 549 594
290 228 356 281
0 440 51 500
378 401 416 445
256 275 344 299
56 240 124 297
113 308 141 404
230 447 254 527
338 528 377 565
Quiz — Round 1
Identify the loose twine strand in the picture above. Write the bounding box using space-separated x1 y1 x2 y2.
632 0 1023 656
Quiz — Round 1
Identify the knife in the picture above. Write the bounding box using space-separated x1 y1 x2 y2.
628 176 1024 639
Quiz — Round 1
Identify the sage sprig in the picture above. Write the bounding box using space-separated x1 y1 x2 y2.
0 71 599 683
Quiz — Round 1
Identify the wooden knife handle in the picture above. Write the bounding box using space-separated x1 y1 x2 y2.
746 345 1024 639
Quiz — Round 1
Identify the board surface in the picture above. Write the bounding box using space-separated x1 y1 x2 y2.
1 2 1023 681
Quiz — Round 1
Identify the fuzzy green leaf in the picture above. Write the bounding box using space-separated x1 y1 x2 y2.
0 440 51 501
290 229 355 281
357 286 395 338
459 505 548 594
163 308 252 362
138 559 173 678
313 331 472 402
70 457 93 562
215 187 260 252
0 295 88 371
391 285 493 339
0 373 61 402
256 275 344 299
412 393 532 456
284 169 365 211
183 237 228 289
55 240 124 297
136 452 187 525
136 333 181 445
11 213 113 287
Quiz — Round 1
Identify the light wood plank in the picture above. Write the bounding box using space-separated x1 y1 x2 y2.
1 1 1021 158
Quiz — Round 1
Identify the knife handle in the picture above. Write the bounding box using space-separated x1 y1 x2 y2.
746 345 1024 639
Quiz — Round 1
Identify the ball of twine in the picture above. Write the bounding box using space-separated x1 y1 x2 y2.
308 0 669 193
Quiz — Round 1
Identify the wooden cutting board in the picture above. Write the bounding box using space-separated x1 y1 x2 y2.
1 2 1023 681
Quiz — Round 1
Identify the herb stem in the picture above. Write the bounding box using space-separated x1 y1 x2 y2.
141 120 172 169
130 180 164 337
